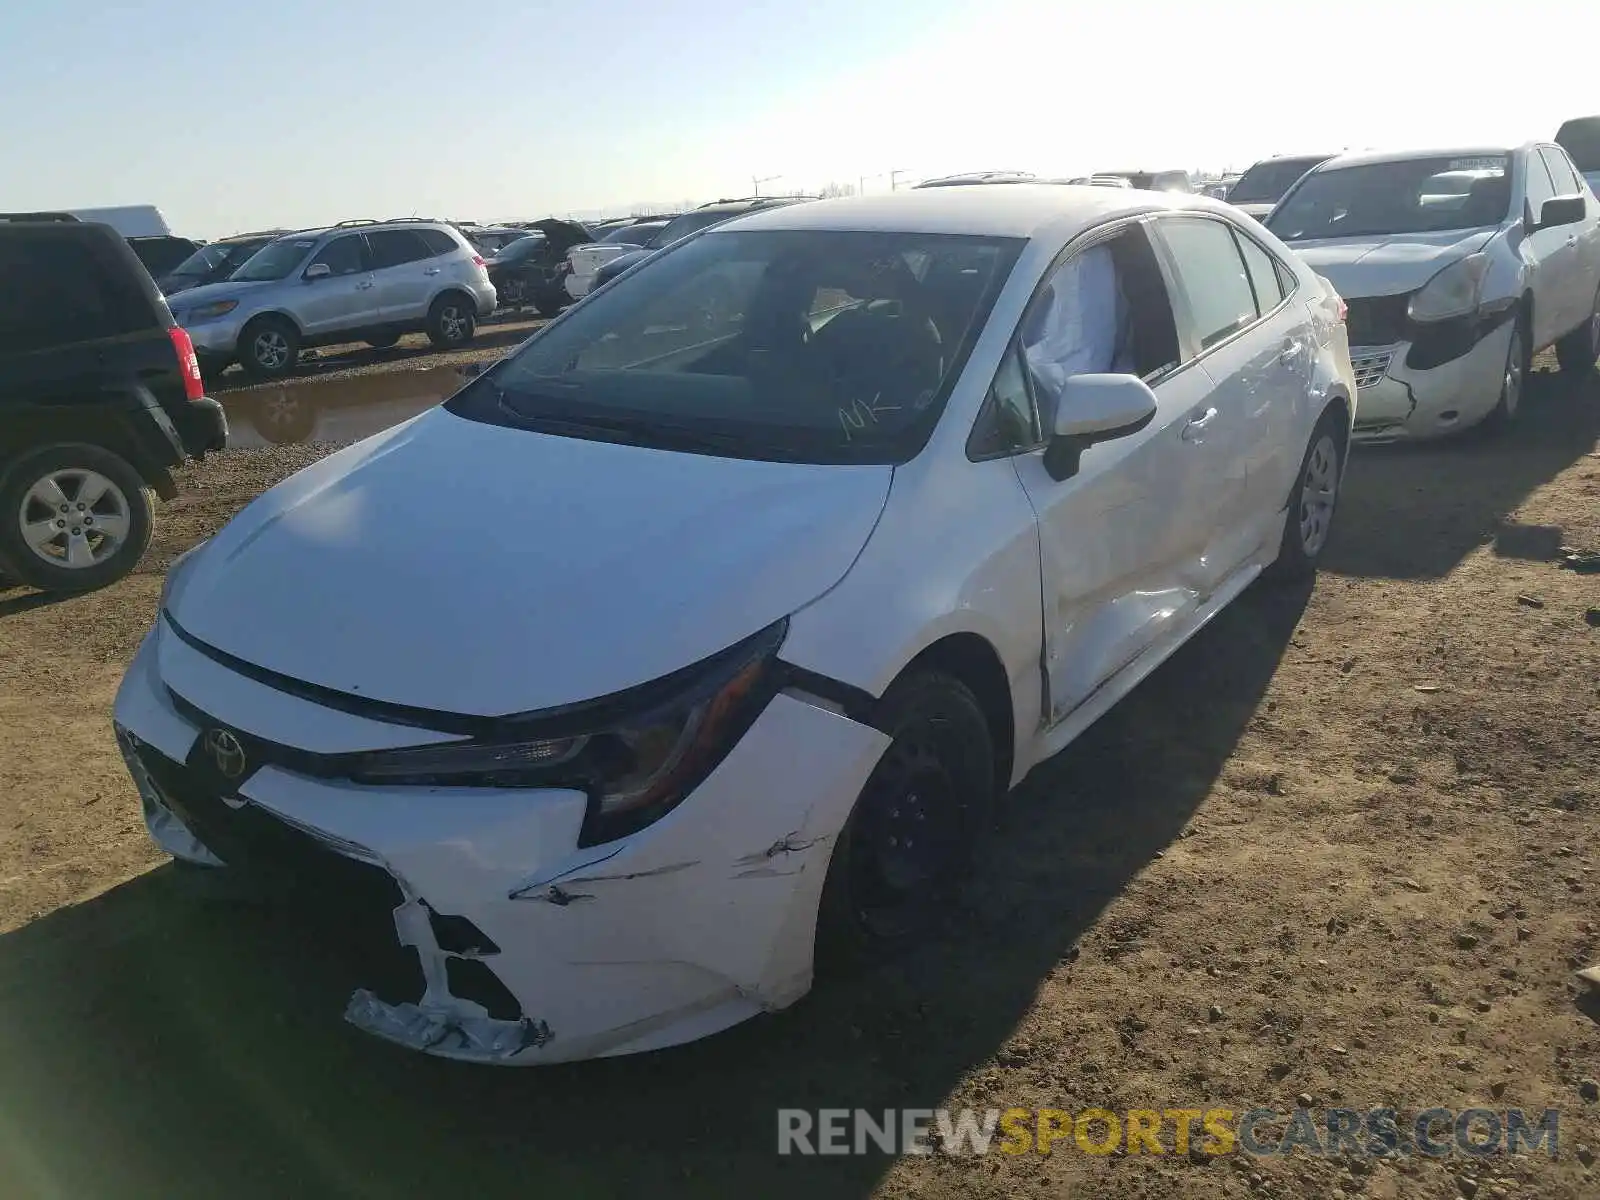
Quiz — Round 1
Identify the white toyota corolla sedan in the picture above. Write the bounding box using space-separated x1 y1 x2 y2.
113 186 1356 1065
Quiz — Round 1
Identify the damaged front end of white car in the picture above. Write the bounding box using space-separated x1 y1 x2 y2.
112 615 891 1065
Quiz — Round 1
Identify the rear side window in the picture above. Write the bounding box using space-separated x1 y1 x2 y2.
416 228 460 256
1158 217 1258 350
0 234 149 354
366 229 432 269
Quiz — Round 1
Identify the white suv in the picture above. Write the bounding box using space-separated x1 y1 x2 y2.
170 219 498 379
1267 143 1600 440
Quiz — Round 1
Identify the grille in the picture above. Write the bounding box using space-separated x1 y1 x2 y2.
1344 294 1412 347
1350 347 1397 390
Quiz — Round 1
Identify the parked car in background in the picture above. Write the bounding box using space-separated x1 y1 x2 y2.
1226 155 1334 219
0 213 226 592
1064 175 1135 189
565 220 670 299
484 219 594 316
170 219 496 379
57 206 202 281
1092 170 1194 193
1555 116 1600 196
461 225 534 256
159 231 289 296
1268 144 1600 441
589 196 813 292
115 185 1353 1064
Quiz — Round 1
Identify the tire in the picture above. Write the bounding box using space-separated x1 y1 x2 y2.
1555 286 1600 377
1266 408 1345 584
1481 318 1528 436
534 293 565 319
426 293 477 349
0 443 155 593
816 671 995 970
365 331 401 350
238 316 300 380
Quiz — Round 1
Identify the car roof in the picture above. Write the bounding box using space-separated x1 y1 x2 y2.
715 184 1224 243
1315 145 1523 171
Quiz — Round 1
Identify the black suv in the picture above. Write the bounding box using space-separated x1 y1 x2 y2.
0 214 227 593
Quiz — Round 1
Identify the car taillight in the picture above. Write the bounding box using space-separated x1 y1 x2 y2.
168 326 205 401
472 254 487 268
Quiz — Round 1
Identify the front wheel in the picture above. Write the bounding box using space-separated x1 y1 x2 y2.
426 294 477 349
1555 286 1600 377
816 671 995 970
1266 410 1345 583
0 443 155 593
1481 319 1527 435
238 316 300 380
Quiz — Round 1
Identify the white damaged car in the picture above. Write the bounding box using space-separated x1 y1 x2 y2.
114 186 1356 1064
1267 144 1600 441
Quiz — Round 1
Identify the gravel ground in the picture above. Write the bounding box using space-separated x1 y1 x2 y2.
0 364 1595 1199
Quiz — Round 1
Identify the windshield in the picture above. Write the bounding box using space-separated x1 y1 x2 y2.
447 229 1023 465
1556 118 1600 172
1267 155 1512 240
491 235 544 262
230 236 318 282
167 240 258 280
1229 157 1327 204
646 210 736 250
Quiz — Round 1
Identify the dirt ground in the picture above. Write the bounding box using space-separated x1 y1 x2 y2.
0 363 1596 1199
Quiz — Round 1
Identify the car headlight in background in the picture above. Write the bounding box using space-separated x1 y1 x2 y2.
182 300 240 324
1407 254 1490 322
343 619 789 845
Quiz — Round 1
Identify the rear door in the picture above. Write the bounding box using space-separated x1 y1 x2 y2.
1233 226 1311 527
366 229 440 323
1148 214 1270 585
1005 219 1228 725
296 233 376 336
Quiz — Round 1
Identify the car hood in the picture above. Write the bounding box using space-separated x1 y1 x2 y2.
1283 228 1496 298
164 407 894 717
166 278 276 311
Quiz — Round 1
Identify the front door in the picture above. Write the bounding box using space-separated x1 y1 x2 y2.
296 233 376 337
1008 221 1234 725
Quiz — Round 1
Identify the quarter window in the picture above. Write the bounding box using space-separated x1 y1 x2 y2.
1159 217 1258 350
1236 233 1286 313
416 228 459 256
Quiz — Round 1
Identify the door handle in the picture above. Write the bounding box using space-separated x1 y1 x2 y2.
1181 407 1218 441
356 280 374 290
1567 236 1579 247
1279 338 1303 363
423 267 441 276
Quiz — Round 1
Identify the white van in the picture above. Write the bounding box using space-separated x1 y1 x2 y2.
66 205 172 239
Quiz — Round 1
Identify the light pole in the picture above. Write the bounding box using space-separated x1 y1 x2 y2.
889 169 909 191
753 174 782 196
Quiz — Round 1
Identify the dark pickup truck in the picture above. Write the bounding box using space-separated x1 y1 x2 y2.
0 213 227 593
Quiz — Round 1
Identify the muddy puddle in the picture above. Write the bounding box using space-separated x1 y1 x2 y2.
218 365 478 448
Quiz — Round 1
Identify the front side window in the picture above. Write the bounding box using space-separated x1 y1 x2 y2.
448 229 1024 464
1158 218 1258 350
1267 155 1513 240
232 236 317 282
1540 147 1582 197
309 234 367 276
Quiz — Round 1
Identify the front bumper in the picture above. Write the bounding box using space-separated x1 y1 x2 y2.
1348 317 1514 443
183 315 248 359
112 623 890 1065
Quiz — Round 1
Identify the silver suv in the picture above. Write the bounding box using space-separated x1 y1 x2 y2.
170 219 498 379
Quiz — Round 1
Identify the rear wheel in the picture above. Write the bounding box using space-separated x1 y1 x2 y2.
1555 285 1600 377
426 293 476 348
816 671 995 969
1266 408 1345 583
238 316 300 379
0 444 155 593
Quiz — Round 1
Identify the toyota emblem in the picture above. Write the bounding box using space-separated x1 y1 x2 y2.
203 728 248 781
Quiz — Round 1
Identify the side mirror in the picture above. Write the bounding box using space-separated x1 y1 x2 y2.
1044 373 1159 481
303 262 331 281
1537 196 1586 230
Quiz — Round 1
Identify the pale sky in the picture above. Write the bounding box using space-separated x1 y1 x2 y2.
3 0 1595 238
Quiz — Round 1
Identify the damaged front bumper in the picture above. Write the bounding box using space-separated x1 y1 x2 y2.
112 627 890 1064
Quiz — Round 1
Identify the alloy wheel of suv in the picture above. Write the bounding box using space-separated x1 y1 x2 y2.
0 444 155 593
427 294 476 349
239 316 301 379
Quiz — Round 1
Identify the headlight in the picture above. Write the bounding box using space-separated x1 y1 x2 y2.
185 300 240 323
1407 254 1489 323
343 619 788 845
